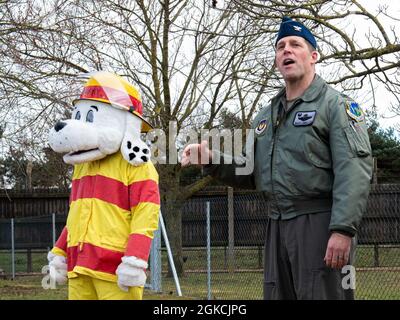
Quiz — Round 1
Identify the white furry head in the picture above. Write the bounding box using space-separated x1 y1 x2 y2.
48 100 150 165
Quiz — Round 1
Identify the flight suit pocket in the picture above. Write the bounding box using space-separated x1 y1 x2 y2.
311 268 344 300
263 281 277 300
343 126 370 158
307 151 332 169
288 136 333 196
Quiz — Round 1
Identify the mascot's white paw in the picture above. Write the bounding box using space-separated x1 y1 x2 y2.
121 138 150 166
116 256 148 292
47 252 68 285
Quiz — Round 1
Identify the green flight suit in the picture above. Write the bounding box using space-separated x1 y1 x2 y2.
205 74 372 236
204 74 373 299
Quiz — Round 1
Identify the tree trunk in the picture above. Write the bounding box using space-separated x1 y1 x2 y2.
26 160 33 191
157 164 214 277
158 164 185 277
163 190 185 277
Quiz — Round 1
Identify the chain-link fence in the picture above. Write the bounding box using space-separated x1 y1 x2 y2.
158 192 266 299
159 185 400 300
0 184 399 300
0 214 65 277
355 184 400 299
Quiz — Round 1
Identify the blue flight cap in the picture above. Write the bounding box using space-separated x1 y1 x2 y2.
275 16 317 49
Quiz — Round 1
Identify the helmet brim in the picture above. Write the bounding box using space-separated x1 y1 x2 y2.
72 98 154 133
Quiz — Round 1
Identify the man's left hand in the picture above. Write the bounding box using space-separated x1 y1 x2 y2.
324 232 352 269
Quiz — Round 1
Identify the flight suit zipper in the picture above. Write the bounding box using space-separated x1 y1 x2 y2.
270 104 283 216
270 98 301 216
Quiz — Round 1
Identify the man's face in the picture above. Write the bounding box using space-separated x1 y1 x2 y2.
275 36 318 82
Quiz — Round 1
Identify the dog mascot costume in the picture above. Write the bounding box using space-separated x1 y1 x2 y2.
47 71 160 300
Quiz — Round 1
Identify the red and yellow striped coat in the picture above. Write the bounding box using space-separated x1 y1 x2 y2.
51 152 160 282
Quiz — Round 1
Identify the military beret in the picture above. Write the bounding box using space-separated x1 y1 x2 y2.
275 16 317 49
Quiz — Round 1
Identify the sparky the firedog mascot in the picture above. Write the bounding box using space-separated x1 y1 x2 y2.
47 71 160 300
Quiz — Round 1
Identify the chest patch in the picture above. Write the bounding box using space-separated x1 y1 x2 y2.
255 119 268 135
293 111 316 126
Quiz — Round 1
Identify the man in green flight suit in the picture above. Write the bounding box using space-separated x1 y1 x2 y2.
181 16 373 299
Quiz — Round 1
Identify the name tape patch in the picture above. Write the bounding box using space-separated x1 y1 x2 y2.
293 111 316 126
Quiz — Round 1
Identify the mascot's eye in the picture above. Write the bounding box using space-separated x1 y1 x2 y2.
86 110 94 123
75 111 81 120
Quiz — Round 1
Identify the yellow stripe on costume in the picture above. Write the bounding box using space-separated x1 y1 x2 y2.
129 162 159 184
68 198 130 250
130 202 160 239
69 266 117 282
51 247 67 257
72 153 158 185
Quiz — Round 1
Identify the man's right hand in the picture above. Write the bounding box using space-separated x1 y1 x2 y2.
181 140 212 167
47 251 68 285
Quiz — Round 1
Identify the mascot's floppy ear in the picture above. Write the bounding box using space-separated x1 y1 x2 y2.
120 113 151 166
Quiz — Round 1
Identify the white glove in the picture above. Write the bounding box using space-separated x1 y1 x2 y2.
116 256 148 292
47 251 68 285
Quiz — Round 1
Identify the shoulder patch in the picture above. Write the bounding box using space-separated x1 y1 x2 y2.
346 101 364 122
255 119 268 135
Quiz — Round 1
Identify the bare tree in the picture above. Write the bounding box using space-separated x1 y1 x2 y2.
231 0 400 111
1 0 399 274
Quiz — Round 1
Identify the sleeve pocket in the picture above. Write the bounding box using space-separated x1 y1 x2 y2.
343 126 370 158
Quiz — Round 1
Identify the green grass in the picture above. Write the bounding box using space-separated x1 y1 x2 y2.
0 276 189 300
0 276 68 300
356 270 400 300
0 250 48 274
1 269 398 300
160 247 263 271
0 245 399 300
161 272 264 300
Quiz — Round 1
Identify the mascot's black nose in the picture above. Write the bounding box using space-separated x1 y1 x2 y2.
54 121 67 132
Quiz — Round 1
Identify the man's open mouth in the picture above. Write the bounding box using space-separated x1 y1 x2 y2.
283 59 295 66
69 148 99 156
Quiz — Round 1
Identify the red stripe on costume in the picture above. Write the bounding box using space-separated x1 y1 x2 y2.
67 246 78 272
55 227 68 252
129 180 160 207
80 86 143 114
69 192 73 205
67 243 124 274
125 234 152 261
71 175 130 211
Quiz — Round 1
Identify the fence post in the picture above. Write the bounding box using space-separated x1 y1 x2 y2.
258 246 263 269
206 201 211 300
227 187 234 273
27 249 32 273
150 228 162 292
11 218 15 279
52 213 56 247
373 244 380 267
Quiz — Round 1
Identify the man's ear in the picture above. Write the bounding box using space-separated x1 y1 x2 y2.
120 113 151 166
311 50 320 64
